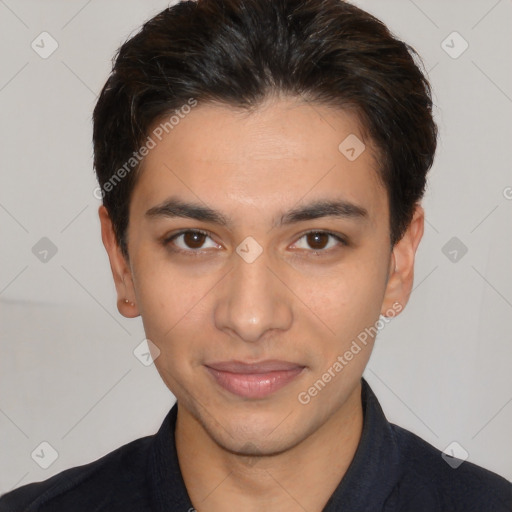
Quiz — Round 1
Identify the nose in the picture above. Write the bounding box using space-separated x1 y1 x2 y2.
214 245 293 344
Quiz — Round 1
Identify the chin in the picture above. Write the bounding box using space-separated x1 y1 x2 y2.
218 431 303 459
204 408 311 457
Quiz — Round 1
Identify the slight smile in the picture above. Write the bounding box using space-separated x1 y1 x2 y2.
204 360 306 399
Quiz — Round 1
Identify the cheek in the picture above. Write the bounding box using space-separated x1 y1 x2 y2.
131 252 210 360
300 255 388 348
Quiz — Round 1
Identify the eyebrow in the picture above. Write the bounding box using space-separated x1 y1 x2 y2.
145 196 369 227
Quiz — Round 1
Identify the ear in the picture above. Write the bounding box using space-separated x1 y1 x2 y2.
98 205 139 318
381 203 424 317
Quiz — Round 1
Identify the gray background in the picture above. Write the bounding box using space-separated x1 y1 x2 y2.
0 0 511 493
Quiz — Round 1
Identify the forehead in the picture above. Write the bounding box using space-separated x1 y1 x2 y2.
132 97 387 223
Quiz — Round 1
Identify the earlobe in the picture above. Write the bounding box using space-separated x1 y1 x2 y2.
380 204 425 316
117 297 139 318
98 205 140 318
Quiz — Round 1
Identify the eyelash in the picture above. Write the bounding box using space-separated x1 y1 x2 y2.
162 229 348 257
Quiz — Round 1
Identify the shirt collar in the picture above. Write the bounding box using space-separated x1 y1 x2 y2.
147 403 193 510
322 378 402 510
148 378 401 511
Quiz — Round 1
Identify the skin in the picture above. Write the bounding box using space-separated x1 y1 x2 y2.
99 95 424 512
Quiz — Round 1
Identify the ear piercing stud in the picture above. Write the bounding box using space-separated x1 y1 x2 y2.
124 299 135 307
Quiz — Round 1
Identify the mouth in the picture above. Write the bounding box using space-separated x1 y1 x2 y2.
204 360 306 399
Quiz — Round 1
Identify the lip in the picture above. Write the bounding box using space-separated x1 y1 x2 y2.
205 360 305 399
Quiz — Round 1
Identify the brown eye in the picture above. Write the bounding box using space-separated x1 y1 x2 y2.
292 231 347 255
306 232 330 250
182 231 207 249
164 229 219 253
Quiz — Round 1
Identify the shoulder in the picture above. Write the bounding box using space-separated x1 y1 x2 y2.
390 423 512 512
0 435 153 512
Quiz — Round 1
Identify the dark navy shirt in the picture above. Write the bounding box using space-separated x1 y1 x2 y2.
1 379 510 511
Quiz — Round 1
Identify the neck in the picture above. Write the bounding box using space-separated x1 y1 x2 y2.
175 382 363 512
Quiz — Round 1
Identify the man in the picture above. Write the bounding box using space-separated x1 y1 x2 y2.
1 0 510 510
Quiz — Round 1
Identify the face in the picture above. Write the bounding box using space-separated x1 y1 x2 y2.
100 96 423 456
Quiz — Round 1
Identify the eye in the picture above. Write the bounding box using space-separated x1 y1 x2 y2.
291 231 347 255
163 229 220 254
162 229 347 257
